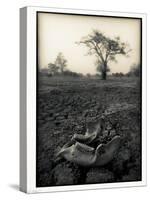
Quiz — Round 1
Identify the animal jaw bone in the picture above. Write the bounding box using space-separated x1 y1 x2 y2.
94 135 121 166
72 119 102 144
56 142 96 167
55 136 121 167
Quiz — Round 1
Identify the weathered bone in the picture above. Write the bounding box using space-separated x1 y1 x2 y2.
55 136 121 167
94 135 121 166
72 119 102 144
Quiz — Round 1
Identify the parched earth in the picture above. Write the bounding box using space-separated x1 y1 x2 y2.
36 76 141 187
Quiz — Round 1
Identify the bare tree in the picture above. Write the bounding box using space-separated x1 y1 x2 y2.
78 30 131 80
48 63 59 75
55 52 67 73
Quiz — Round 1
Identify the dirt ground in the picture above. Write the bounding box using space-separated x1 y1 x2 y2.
36 75 141 187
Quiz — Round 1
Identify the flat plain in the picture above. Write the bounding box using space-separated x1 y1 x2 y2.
36 75 141 187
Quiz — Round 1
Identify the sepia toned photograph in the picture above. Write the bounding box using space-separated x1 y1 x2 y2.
36 11 142 188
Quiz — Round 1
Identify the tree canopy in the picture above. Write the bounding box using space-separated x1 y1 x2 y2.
78 30 131 79
54 52 67 73
48 63 59 75
48 52 68 75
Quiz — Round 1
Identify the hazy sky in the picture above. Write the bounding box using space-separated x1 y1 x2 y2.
38 12 141 74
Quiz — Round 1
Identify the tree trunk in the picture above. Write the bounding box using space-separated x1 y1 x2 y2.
101 64 107 80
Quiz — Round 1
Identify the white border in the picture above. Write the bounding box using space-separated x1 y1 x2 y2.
25 6 147 193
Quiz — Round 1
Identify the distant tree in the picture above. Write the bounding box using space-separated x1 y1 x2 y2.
62 70 81 78
78 30 131 80
127 63 140 77
55 52 67 73
112 72 124 77
78 73 84 77
86 73 91 78
119 72 124 77
63 70 73 76
48 63 59 75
